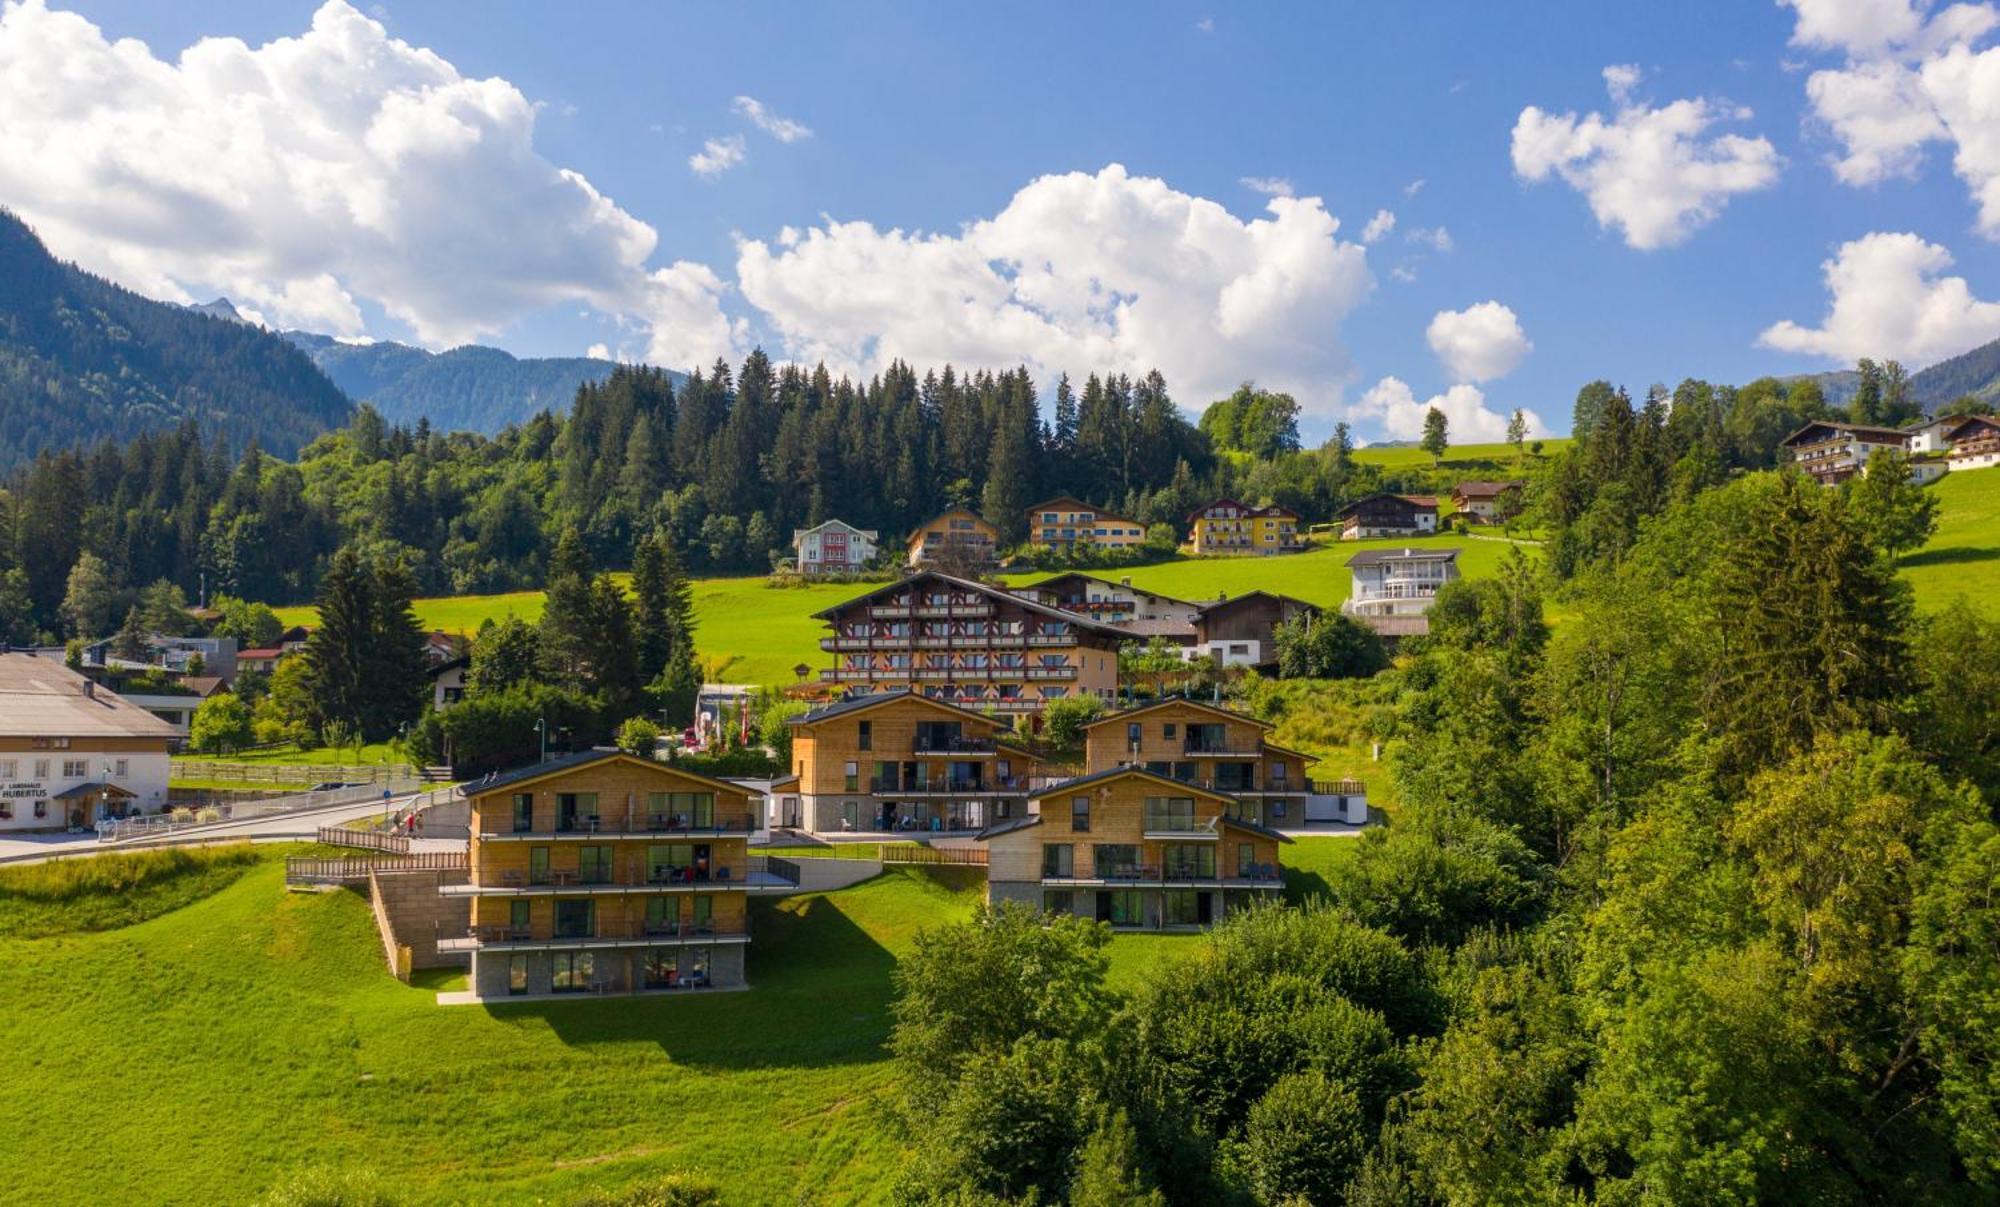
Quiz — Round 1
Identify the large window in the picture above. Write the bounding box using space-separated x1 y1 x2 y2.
1237 843 1256 879
1093 844 1141 879
552 951 594 993
61 759 86 778
1042 843 1074 878
643 951 677 988
857 721 872 751
691 894 713 932
511 793 533 832
1142 796 1198 832
508 955 528 996
1070 795 1090 832
645 896 679 934
1043 890 1075 915
529 847 551 885
1163 844 1214 880
578 845 614 885
844 762 859 792
556 792 598 832
647 792 716 828
554 899 594 940
509 899 531 934
1164 890 1200 926
1107 890 1145 926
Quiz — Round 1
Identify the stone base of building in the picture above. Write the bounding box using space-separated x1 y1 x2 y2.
988 882 1278 929
462 943 747 1002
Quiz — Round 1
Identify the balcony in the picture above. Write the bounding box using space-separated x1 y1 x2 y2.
948 603 995 617
911 735 997 756
485 815 760 840
868 775 1028 796
1141 808 1218 839
1042 864 1284 888
1026 633 1075 646
1183 740 1263 758
1024 665 1077 680
868 603 914 618
437 918 752 953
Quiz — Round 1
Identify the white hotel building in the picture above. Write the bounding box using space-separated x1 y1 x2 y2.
0 654 175 831
1341 547 1461 639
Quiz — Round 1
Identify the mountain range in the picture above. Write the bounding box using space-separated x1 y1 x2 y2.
0 210 352 466
1789 338 2000 412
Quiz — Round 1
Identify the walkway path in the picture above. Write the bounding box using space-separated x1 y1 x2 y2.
0 790 434 866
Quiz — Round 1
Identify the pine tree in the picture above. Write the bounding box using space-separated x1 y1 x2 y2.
538 526 597 692
630 534 671 685
1851 358 1884 425
1507 408 1528 458
1421 406 1450 466
303 546 374 735
364 554 431 738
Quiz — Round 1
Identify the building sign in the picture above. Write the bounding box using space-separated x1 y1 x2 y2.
0 781 47 801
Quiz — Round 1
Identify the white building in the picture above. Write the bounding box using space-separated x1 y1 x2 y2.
792 519 879 576
0 654 176 830
1342 547 1461 637
1946 416 2000 471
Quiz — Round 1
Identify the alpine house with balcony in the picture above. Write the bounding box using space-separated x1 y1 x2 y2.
976 765 1292 929
1079 697 1363 828
773 691 1038 834
813 570 1126 713
441 750 796 1001
1341 546 1461 640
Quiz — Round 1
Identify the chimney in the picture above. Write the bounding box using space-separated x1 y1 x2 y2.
82 680 95 700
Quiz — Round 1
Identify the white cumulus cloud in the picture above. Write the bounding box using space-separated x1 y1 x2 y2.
0 0 737 363
1354 377 1548 443
1240 175 1294 197
1786 0 2000 236
734 163 1376 412
1361 209 1396 243
731 95 812 142
689 134 746 178
1758 230 2000 365
1407 224 1454 252
1427 301 1533 383
1512 64 1781 249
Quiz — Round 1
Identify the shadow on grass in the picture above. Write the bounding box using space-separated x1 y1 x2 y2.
494 882 903 1072
1900 545 2000 569
1282 867 1334 905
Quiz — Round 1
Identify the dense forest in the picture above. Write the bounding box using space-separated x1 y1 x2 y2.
881 454 2000 1204
0 211 353 466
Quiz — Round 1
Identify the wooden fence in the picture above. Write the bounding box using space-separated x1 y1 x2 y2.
285 852 468 885
880 843 987 867
315 825 411 854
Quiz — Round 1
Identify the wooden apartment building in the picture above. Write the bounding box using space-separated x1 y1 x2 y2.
814 570 1126 714
1024 497 1147 552
772 691 1036 834
440 751 795 1000
976 697 1367 930
905 509 1000 570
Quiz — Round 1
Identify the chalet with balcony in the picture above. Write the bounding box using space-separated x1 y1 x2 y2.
1333 493 1438 540
1187 499 1304 555
1191 591 1318 668
1779 420 1912 486
978 766 1291 929
1025 497 1147 551
1450 481 1522 523
1945 415 2000 472
905 509 1001 571
441 750 796 1001
1012 573 1203 627
792 519 880 576
814 571 1125 713
1080 697 1359 827
781 691 1038 835
1342 547 1460 639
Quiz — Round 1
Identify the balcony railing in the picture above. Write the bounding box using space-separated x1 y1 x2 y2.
1025 666 1077 680
911 735 996 755
1046 863 1285 886
439 919 751 950
1183 740 1263 757
1026 633 1075 646
867 775 1029 796
868 603 914 618
1141 810 1215 836
500 814 760 838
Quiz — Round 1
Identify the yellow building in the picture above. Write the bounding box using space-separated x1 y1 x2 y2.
1024 497 1147 551
1186 499 1303 555
440 751 795 1000
905 509 1001 569
772 691 1037 834
977 765 1290 928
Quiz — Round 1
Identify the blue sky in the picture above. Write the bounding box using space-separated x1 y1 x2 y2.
10 0 2000 441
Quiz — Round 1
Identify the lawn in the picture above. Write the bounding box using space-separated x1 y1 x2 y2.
218 741 408 766
0 850 1203 1204
1902 467 2000 619
1350 438 1570 474
267 534 1540 689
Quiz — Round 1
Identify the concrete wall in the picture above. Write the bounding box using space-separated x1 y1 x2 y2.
988 879 1040 910
369 868 471 975
413 795 470 838
786 856 885 892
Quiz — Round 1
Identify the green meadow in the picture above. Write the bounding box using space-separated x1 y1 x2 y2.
1902 466 2000 619
0 841 1354 1204
1349 437 1567 474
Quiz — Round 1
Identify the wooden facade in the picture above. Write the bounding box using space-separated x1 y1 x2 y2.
1082 698 1313 827
1191 592 1317 668
783 692 1037 834
1333 493 1438 540
980 765 1289 929
1945 416 2000 471
1779 420 1912 486
814 571 1124 714
445 752 793 1000
904 509 1000 570
1024 497 1146 551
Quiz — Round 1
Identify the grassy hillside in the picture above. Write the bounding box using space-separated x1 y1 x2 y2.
1350 438 1569 473
0 845 1360 1203
1903 467 2000 617
274 534 1540 687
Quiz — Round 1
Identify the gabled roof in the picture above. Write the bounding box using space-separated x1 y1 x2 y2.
1220 814 1295 844
789 688 1012 729
769 772 800 788
427 655 470 678
180 675 230 697
1193 590 1319 617
1334 492 1438 520
1082 696 1273 732
793 518 879 542
1345 546 1461 567
974 815 1043 841
812 571 1131 635
1945 415 2000 441
462 749 753 800
1026 495 1101 514
1112 618 1199 640
1027 763 1241 805
1904 414 1967 433
1016 572 1202 609
1779 419 1911 447
0 655 177 740
1186 497 1250 524
1452 480 1522 498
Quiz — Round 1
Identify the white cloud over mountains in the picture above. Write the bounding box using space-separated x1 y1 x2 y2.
1512 64 1781 249
736 164 1377 410
1427 301 1533 383
1354 378 1548 443
1759 230 2000 365
0 0 737 367
1785 0 2000 238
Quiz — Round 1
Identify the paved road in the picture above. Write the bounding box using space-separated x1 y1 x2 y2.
0 790 438 866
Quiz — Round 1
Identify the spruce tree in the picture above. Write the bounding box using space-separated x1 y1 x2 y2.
364 554 431 738
1421 406 1450 466
303 546 373 736
631 534 671 685
538 526 597 693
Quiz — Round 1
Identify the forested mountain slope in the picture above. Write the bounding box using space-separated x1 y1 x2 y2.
0 211 352 466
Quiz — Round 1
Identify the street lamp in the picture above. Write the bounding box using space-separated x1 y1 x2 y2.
534 717 547 764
